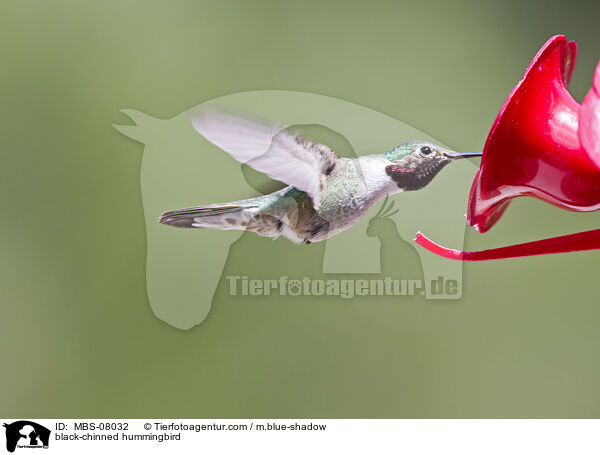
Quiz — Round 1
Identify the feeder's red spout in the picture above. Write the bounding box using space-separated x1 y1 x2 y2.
415 36 600 261
468 35 600 234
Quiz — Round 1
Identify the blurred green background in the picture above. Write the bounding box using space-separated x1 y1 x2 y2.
2 0 600 418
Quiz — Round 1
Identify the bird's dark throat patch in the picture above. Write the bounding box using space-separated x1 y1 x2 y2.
385 164 447 191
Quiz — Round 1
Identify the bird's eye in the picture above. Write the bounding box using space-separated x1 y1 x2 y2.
420 146 433 155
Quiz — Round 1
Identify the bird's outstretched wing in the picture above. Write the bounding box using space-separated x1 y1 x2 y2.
190 108 338 209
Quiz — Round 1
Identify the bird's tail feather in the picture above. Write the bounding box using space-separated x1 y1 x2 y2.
159 204 254 229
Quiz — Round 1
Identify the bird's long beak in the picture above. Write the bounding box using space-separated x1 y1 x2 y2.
443 150 483 160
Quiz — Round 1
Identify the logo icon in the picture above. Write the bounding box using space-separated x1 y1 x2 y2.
3 421 50 453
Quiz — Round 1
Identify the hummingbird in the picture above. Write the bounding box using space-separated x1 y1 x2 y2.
159 108 481 244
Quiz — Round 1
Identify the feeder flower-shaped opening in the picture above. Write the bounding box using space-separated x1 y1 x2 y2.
416 36 600 261
467 35 600 233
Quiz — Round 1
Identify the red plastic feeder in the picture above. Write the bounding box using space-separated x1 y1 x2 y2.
416 35 600 261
